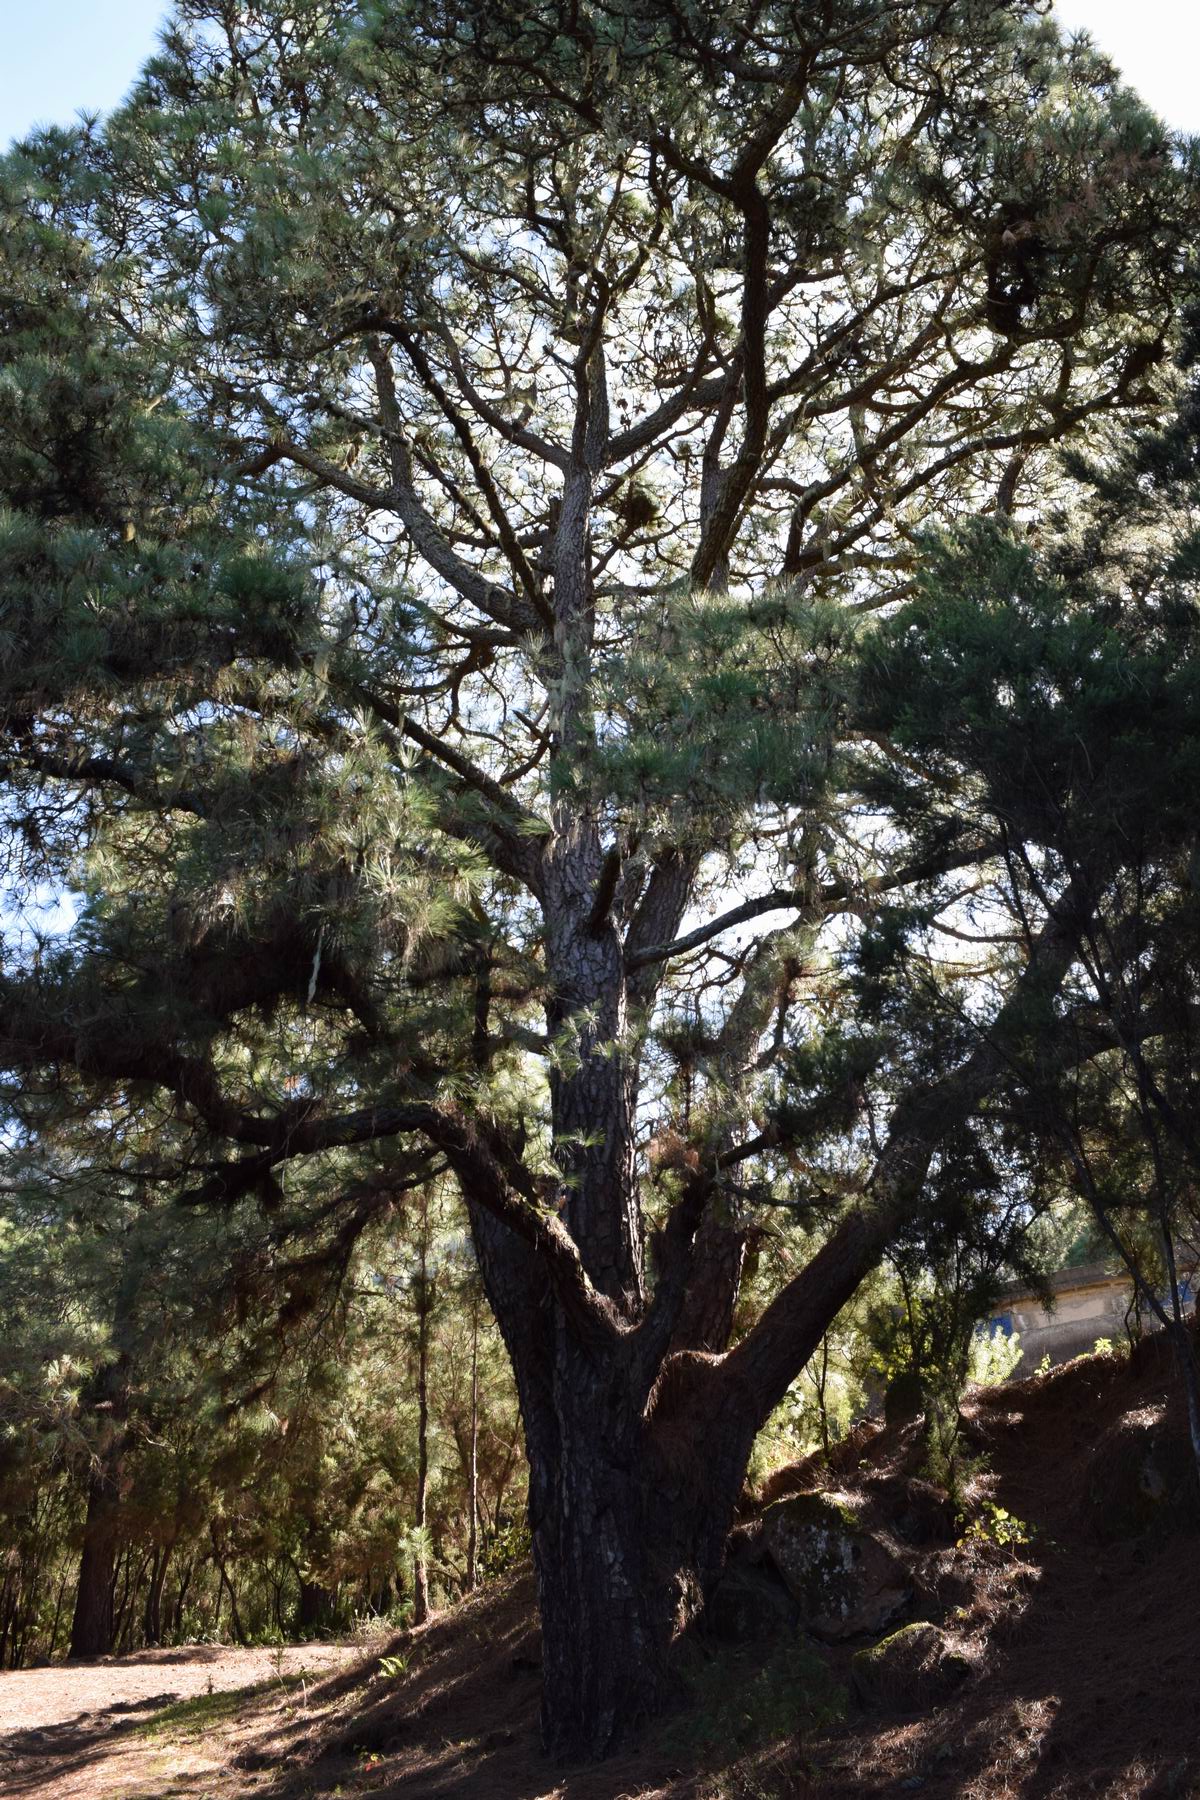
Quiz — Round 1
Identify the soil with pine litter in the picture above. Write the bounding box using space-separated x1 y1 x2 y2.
807 1330 1200 1800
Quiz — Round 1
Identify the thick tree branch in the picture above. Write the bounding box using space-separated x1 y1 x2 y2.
713 878 1094 1423
625 834 1000 973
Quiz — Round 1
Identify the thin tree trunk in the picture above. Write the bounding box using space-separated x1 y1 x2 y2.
209 1525 247 1646
143 1539 173 1647
815 1332 832 1461
0 1567 16 1668
466 1299 479 1592
112 1545 143 1652
172 1557 193 1636
47 1565 71 1662
412 1224 431 1626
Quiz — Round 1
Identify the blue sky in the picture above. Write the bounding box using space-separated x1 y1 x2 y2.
0 1 169 145
0 1 1197 145
1053 0 1199 132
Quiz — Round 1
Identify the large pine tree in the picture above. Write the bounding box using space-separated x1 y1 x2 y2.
2 0 1198 1754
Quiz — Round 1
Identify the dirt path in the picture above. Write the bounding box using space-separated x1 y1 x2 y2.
0 1643 360 1799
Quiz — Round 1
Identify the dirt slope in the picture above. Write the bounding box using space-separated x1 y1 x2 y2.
3 1338 1198 1800
808 1334 1200 1799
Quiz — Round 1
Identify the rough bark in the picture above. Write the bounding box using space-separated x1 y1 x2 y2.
2 7 1158 1731
669 1219 748 1354
68 1463 122 1659
68 1279 137 1660
529 1348 674 1757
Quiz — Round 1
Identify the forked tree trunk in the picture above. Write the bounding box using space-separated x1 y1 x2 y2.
506 1124 973 1755
475 1147 979 1756
467 815 1086 1760
143 1540 173 1647
470 1175 759 1758
210 1523 248 1646
524 1339 758 1759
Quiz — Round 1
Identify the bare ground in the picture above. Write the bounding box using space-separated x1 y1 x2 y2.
0 1642 359 1799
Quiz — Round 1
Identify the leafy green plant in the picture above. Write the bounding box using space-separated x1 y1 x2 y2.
479 1519 531 1581
958 1500 1033 1553
970 1326 1023 1388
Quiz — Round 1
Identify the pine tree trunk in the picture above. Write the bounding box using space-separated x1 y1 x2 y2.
69 1261 140 1659
471 1180 864 1759
466 1303 479 1593
68 1361 131 1659
113 1545 146 1652
210 1523 247 1646
465 781 1087 1759
68 1468 120 1658
525 1341 749 1761
412 1225 431 1626
531 1453 673 1759
172 1558 193 1636
47 1565 71 1661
